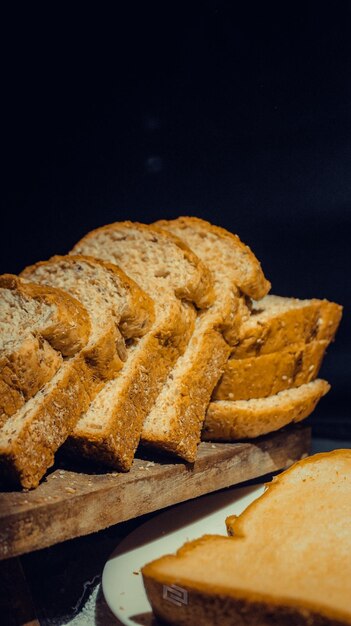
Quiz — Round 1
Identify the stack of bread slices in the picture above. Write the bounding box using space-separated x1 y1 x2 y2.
0 218 342 488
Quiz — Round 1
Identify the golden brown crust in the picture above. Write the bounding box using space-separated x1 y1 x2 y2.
203 380 330 440
141 321 231 462
1 274 91 356
72 221 215 310
232 299 342 359
67 301 197 470
0 355 103 489
155 216 271 300
143 573 350 626
21 254 155 339
21 254 155 383
213 340 328 401
0 336 62 426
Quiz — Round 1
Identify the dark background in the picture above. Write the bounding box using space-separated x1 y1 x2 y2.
2 2 350 436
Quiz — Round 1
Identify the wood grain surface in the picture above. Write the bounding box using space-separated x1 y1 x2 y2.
0 426 310 560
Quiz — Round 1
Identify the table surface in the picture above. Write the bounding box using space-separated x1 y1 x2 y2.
1 437 350 626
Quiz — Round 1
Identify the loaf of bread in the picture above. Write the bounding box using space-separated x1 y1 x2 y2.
0 274 90 426
204 379 330 440
70 221 215 469
0 217 341 488
0 257 154 488
142 450 351 626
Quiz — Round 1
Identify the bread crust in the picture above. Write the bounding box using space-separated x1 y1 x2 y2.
21 254 155 339
72 221 215 310
21 255 155 382
0 274 91 356
155 216 271 300
143 571 350 626
0 355 103 489
213 340 328 401
0 336 62 426
141 317 231 462
232 299 342 359
203 379 330 440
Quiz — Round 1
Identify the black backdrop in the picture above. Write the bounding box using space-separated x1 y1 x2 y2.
2 2 350 437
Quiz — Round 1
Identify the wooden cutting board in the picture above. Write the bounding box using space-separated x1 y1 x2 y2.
0 426 310 560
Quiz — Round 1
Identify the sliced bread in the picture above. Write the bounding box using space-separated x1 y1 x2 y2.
138 217 270 461
69 221 214 469
213 339 328 401
0 274 90 425
142 450 351 626
232 294 342 359
0 257 154 488
21 255 154 380
203 379 330 440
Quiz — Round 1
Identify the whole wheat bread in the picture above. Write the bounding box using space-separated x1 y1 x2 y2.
139 217 270 461
70 221 214 469
213 339 328 401
203 379 330 440
0 274 90 425
0 256 153 488
21 255 154 380
142 450 351 626
232 294 342 359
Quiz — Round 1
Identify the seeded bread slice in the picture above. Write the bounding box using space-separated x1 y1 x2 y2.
0 274 90 425
142 450 351 626
0 257 154 488
70 221 214 469
0 356 96 488
136 217 270 461
213 339 328 401
233 295 342 359
21 255 154 381
157 216 270 301
203 379 330 441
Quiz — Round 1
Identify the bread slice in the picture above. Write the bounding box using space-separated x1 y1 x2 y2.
203 379 330 440
137 217 270 461
0 257 154 488
69 221 214 469
21 255 154 380
0 274 90 425
213 339 328 401
233 294 342 359
157 216 270 301
142 450 351 626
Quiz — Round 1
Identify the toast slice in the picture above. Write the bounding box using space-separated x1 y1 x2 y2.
213 339 328 401
0 274 90 425
70 221 214 469
142 450 351 626
0 257 153 488
137 217 270 461
203 379 330 440
233 294 342 359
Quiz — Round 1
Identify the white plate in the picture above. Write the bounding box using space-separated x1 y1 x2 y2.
102 483 265 625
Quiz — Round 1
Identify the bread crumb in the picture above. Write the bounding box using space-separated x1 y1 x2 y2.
65 486 76 494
